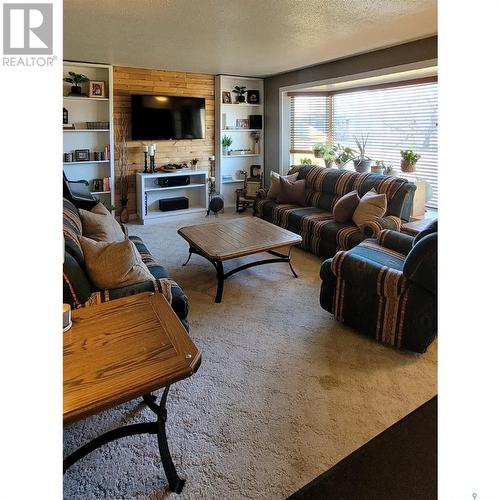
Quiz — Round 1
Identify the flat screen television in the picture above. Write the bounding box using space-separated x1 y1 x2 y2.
131 95 206 140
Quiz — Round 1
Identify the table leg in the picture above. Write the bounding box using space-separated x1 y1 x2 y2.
215 260 224 303
182 248 194 267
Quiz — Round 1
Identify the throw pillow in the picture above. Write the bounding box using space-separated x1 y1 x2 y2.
79 202 125 242
268 171 299 199
332 191 360 223
79 236 154 290
276 177 306 206
352 189 387 227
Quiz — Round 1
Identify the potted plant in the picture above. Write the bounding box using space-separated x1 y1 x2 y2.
313 143 326 158
191 158 199 169
300 158 313 165
222 135 232 155
232 86 247 103
331 143 355 169
63 71 89 95
352 134 372 173
372 160 386 175
400 149 421 172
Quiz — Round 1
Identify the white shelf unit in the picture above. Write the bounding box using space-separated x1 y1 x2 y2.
216 75 264 207
136 170 208 224
63 61 114 209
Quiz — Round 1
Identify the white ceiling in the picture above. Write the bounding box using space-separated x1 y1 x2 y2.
63 0 437 78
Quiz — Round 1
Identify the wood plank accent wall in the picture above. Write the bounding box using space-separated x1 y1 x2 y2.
113 66 215 216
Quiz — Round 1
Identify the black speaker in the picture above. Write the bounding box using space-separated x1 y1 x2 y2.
249 115 262 129
157 175 190 188
159 197 189 212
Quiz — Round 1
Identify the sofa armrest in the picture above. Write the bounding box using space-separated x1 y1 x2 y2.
83 277 189 326
362 215 401 238
331 250 407 299
403 233 437 295
377 229 414 256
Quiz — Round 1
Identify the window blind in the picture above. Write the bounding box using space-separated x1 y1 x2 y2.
288 80 438 208
333 82 438 208
289 94 332 153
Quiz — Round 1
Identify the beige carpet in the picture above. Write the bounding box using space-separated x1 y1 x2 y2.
63 211 437 499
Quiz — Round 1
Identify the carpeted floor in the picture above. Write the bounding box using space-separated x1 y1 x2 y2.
63 212 437 500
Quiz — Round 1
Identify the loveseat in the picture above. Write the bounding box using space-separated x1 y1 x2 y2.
320 220 438 352
254 165 416 259
63 198 189 329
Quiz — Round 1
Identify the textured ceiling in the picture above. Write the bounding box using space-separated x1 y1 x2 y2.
63 0 437 77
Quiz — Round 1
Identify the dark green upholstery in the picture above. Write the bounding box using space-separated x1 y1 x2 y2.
254 165 416 259
319 219 437 353
62 198 189 329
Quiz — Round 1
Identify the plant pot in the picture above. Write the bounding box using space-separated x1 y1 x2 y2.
120 199 129 223
371 165 385 175
236 95 245 103
353 158 372 173
222 147 228 155
401 160 416 173
324 158 334 168
314 151 324 159
70 85 82 95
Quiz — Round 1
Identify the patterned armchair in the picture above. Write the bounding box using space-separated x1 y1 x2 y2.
63 198 189 330
319 219 437 353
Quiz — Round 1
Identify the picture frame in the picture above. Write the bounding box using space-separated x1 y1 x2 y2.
74 149 90 161
236 118 249 129
89 80 106 98
91 178 103 192
222 91 232 104
246 90 260 104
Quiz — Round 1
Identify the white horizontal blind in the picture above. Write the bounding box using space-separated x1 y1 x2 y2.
290 94 331 153
333 82 438 208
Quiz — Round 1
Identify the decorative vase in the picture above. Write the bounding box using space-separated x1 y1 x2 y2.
236 95 245 103
222 146 228 155
401 160 416 173
70 85 82 95
371 165 385 175
353 158 372 173
120 199 129 223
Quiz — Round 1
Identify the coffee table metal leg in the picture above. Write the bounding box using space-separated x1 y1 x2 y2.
215 260 224 303
157 386 186 494
182 248 194 267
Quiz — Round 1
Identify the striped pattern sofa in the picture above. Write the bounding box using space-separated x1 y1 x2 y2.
254 165 416 259
63 198 189 329
319 220 438 352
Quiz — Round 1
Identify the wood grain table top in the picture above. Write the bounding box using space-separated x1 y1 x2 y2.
177 217 303 261
63 293 201 424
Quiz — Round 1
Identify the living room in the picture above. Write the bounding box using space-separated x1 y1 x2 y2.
3 1 499 499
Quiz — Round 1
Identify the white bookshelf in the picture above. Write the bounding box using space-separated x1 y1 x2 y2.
63 61 114 208
136 170 208 224
215 75 264 207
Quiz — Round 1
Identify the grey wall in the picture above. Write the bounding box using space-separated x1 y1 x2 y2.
263 36 437 186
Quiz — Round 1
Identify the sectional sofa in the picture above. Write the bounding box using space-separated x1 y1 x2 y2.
63 198 189 329
254 165 416 259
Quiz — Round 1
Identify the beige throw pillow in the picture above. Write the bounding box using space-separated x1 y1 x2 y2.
79 236 154 289
79 202 125 242
268 171 299 200
352 189 387 227
332 191 360 223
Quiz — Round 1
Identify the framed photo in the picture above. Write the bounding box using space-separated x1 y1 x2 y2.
74 149 90 161
236 118 249 129
89 80 106 98
222 91 232 104
91 179 103 192
246 90 260 104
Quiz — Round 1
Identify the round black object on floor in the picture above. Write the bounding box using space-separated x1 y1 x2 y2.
209 195 224 214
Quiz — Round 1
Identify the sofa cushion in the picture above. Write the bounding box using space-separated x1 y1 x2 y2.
332 190 360 223
268 171 299 200
79 202 126 242
79 236 154 289
352 189 387 227
63 198 85 266
276 177 306 205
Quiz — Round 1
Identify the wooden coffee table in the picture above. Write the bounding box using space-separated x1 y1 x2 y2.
63 292 201 494
178 217 303 302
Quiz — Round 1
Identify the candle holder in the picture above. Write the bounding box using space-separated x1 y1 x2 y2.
143 152 148 173
149 155 156 173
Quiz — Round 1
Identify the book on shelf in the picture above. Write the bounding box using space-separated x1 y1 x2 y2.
103 176 110 192
105 144 110 160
